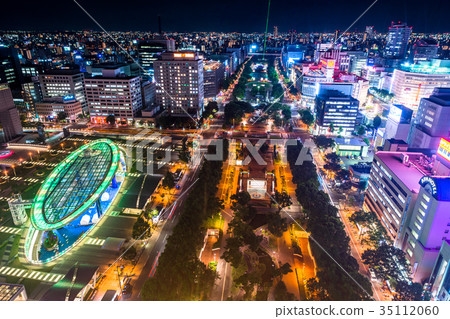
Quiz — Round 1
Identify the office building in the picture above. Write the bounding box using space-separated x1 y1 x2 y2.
203 60 225 99
21 76 42 116
390 60 450 110
0 84 23 142
410 39 439 63
138 39 176 80
403 175 450 282
429 240 450 301
39 68 87 112
365 152 430 243
0 283 27 301
315 89 359 136
154 52 204 117
408 88 450 149
384 22 412 59
85 69 142 124
36 96 83 122
384 104 413 142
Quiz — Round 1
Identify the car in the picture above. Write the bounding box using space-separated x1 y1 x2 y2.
369 268 377 281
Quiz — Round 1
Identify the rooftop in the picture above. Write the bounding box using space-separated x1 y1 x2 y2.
376 151 434 193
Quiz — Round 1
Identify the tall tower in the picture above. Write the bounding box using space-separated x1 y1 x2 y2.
273 26 278 37
8 194 28 226
384 22 412 59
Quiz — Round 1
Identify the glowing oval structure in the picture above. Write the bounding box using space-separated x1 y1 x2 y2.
25 139 126 264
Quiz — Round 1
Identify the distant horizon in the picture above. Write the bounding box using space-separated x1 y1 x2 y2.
2 0 450 34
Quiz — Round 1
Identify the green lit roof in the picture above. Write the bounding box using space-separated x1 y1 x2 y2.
31 139 120 231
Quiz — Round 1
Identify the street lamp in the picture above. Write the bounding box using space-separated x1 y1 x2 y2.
29 152 33 161
11 165 16 176
4 170 8 178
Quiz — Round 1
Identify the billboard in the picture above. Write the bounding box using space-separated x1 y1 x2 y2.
437 138 450 162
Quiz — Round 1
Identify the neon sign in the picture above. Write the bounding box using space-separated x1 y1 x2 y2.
0 150 13 159
420 176 437 197
437 138 450 162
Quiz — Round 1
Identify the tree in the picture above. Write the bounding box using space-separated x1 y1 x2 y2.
299 109 314 126
132 216 151 240
273 280 296 300
122 245 137 261
272 262 292 280
178 138 191 163
57 112 67 122
373 115 382 130
328 123 335 134
162 171 175 190
106 115 116 125
362 243 410 283
313 135 335 149
273 191 292 210
394 281 424 301
306 278 329 301
267 211 288 237
357 125 366 136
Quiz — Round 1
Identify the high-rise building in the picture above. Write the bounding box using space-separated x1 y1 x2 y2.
273 26 278 37
203 60 225 99
410 39 439 63
0 84 23 142
384 22 412 59
314 88 359 136
390 60 450 110
365 151 431 243
429 240 450 301
154 52 204 118
138 39 176 80
408 88 450 149
21 76 42 117
85 69 142 124
39 68 87 112
384 104 413 142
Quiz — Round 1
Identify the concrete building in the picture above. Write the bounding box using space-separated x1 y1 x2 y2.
35 96 83 122
429 240 450 301
138 39 176 80
403 175 450 282
154 51 204 117
410 39 439 63
408 88 450 149
0 83 23 142
39 68 87 112
0 283 27 301
365 152 430 243
390 60 450 110
315 89 359 136
203 60 225 99
384 104 413 142
334 138 369 157
384 22 412 59
85 69 142 124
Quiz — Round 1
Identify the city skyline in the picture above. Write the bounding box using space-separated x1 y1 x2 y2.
1 0 450 33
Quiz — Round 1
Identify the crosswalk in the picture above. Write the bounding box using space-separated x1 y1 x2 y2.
85 238 106 246
0 226 22 235
0 176 41 183
0 266 64 283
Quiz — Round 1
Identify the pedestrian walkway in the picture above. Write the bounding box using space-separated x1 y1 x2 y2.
0 266 64 283
0 226 21 235
85 238 106 246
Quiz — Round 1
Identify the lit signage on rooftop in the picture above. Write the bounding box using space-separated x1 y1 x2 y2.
174 53 195 58
437 138 450 162
420 176 437 197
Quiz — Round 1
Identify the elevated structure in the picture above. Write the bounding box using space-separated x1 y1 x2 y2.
25 139 126 264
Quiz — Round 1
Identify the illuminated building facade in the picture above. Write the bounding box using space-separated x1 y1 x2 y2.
390 61 450 110
85 71 142 124
0 83 23 142
138 39 176 80
314 89 359 136
24 139 126 264
35 96 83 122
203 60 224 99
408 88 450 149
429 240 450 301
154 51 204 117
384 22 412 59
39 68 87 112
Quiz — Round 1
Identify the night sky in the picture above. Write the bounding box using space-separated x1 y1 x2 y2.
1 0 450 33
